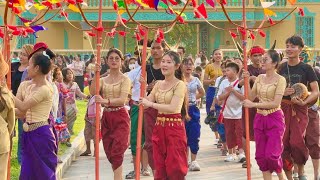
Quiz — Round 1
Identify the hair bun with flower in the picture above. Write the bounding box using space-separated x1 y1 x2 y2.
43 51 50 59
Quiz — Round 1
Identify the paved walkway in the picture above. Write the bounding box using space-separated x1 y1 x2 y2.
62 108 314 180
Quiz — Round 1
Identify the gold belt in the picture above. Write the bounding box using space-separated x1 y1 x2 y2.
156 116 183 126
23 121 48 132
104 106 124 112
257 108 280 116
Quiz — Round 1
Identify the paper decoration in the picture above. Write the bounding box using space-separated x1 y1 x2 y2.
168 0 178 5
60 11 68 18
118 31 126 36
42 1 53 9
264 8 276 17
288 0 296 5
298 8 304 16
197 3 207 19
87 32 96 36
68 4 80 12
154 0 160 10
258 30 266 37
25 28 35 33
7 25 18 31
67 0 76 5
25 2 34 10
34 4 46 10
191 0 197 7
158 2 168 8
121 18 128 24
113 2 118 10
194 11 200 18
229 31 237 38
249 32 255 40
138 25 145 36
30 25 48 33
260 1 275 8
134 32 141 41
178 16 185 24
268 17 274 25
95 27 104 32
205 0 214 8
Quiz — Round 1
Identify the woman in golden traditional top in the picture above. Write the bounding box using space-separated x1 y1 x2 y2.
90 48 131 180
14 50 58 180
0 52 15 180
243 50 286 180
203 49 223 115
140 51 188 180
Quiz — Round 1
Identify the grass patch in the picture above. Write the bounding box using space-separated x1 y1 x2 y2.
10 100 87 179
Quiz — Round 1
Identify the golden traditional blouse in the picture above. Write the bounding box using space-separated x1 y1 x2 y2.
100 76 131 99
252 74 286 109
204 64 223 86
17 81 53 123
151 80 186 114
0 86 15 154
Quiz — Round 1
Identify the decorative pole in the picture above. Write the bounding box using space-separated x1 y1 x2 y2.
135 28 149 179
94 0 103 179
242 0 251 179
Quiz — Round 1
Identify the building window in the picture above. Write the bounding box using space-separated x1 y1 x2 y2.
296 16 314 47
16 17 36 49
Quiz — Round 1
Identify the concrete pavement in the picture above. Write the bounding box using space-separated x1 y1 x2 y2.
62 108 315 180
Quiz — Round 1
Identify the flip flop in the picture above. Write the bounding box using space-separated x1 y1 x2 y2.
80 151 91 156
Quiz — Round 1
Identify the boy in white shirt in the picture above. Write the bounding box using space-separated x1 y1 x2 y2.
217 62 246 162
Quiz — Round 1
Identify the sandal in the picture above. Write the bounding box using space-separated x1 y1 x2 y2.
141 168 151 176
125 171 135 179
242 161 252 168
221 149 229 156
298 175 308 180
80 151 91 156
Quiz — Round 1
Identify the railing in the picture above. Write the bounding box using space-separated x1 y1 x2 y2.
253 0 286 7
198 0 249 7
85 0 289 8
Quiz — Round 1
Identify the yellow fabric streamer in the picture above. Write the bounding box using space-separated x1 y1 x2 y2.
34 4 46 10
118 9 126 15
18 0 26 10
68 4 80 12
24 22 31 27
264 8 276 17
135 0 148 7
48 0 60 3
174 10 187 18
288 0 296 5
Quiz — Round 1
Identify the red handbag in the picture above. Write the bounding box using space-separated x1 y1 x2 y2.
217 79 240 123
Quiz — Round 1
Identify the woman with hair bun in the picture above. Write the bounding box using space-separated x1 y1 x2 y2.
14 51 58 180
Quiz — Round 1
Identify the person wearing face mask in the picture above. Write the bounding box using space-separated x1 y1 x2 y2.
278 35 319 180
128 57 137 71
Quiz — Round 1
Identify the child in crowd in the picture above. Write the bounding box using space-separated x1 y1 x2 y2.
53 67 71 147
217 62 246 162
81 81 100 157
210 61 228 156
61 68 89 137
